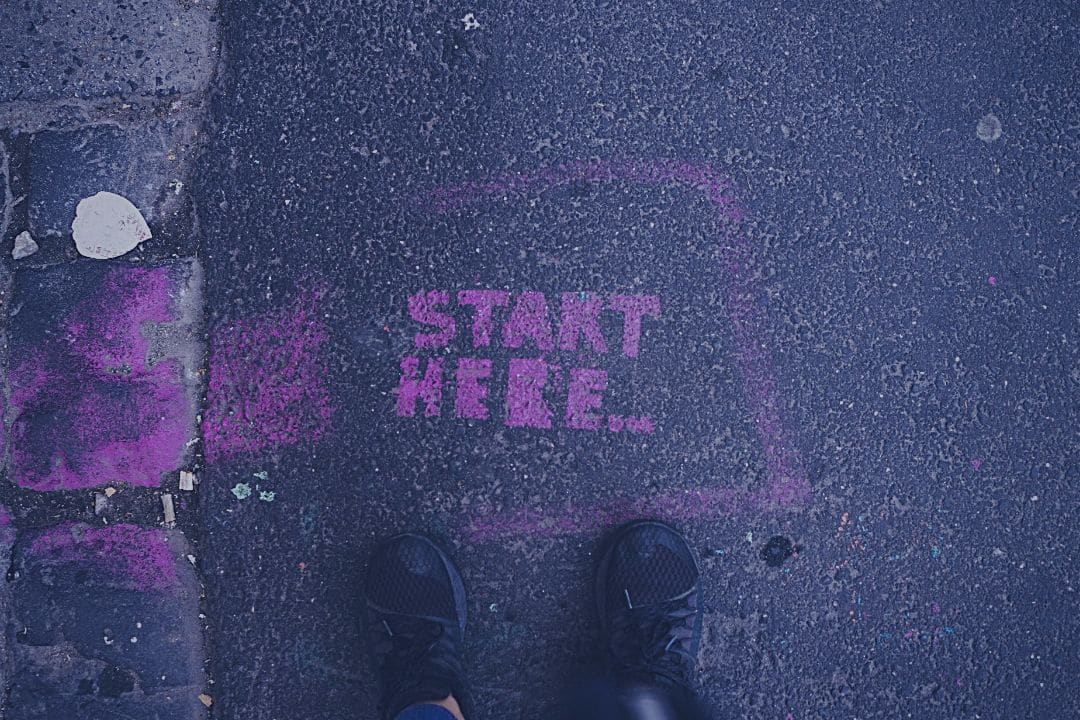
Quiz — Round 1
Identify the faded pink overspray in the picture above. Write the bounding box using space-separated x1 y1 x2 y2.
28 523 179 592
9 267 191 491
465 486 742 543
203 286 335 463
425 159 810 538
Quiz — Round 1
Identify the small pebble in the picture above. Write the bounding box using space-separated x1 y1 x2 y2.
12 230 38 260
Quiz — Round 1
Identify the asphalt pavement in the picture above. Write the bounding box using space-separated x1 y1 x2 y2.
186 1 1077 719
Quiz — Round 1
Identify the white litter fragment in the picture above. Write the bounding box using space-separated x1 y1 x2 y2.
94 492 108 516
12 230 38 259
162 493 176 526
179 470 196 491
976 112 1002 143
71 191 152 259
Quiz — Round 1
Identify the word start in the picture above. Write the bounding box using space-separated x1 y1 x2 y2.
393 290 660 433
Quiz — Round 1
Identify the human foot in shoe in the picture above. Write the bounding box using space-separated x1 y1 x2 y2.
596 520 703 695
365 534 470 720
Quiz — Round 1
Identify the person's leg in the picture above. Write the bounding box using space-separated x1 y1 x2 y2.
392 703 459 720
365 534 472 720
392 698 463 720
579 520 711 720
392 695 465 720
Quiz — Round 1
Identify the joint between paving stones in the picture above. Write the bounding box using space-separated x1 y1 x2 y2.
0 94 213 136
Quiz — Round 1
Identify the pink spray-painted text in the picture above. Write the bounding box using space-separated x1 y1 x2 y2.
395 290 659 432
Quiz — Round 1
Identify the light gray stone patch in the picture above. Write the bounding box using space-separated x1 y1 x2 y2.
0 0 219 104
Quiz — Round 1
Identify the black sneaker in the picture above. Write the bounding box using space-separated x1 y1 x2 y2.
364 534 470 719
596 520 703 694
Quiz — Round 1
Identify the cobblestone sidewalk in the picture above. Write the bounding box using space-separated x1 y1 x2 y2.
1 2 221 717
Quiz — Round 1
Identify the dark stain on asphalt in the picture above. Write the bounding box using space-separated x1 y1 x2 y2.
761 536 800 567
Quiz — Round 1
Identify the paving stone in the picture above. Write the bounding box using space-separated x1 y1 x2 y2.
8 522 207 720
29 119 198 239
8 259 203 491
0 0 218 103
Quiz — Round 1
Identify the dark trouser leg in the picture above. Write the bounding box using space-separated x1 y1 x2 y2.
393 705 459 720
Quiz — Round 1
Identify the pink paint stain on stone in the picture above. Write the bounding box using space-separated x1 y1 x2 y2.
395 356 445 417
203 286 335 463
394 289 664 428
558 292 608 353
65 268 173 374
608 294 661 358
423 158 810 534
409 290 456 348
506 358 555 428
604 414 658 433
624 415 655 434
502 291 555 352
28 523 179 592
455 358 493 419
987 275 998 286
10 266 192 491
458 289 509 347
565 367 607 430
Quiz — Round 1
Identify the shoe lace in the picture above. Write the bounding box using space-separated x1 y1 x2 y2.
609 596 697 688
373 615 462 711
